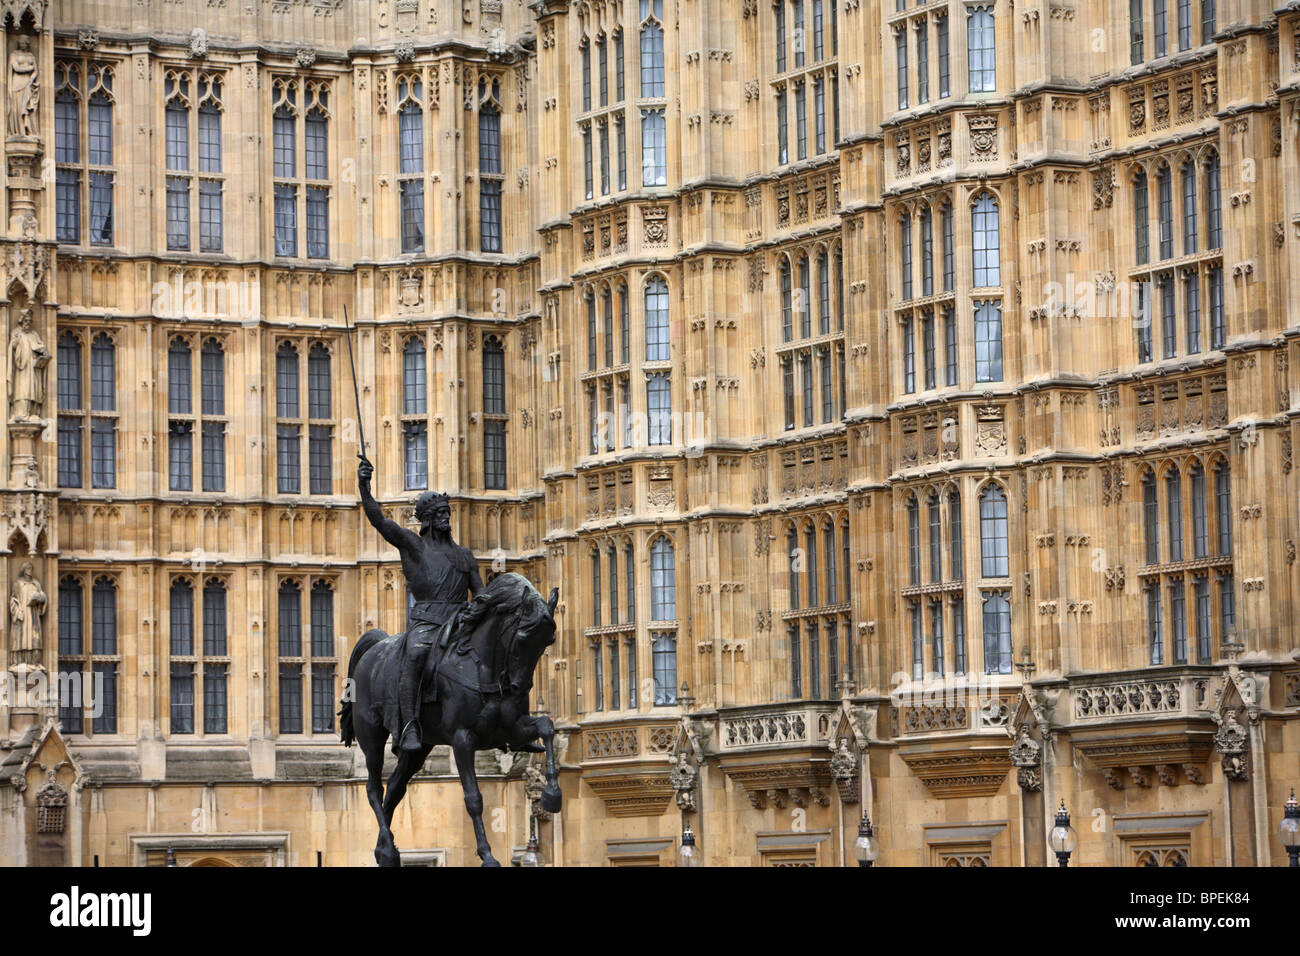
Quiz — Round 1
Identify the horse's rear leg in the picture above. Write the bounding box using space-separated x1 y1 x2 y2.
452 729 499 867
358 722 399 868
382 745 431 826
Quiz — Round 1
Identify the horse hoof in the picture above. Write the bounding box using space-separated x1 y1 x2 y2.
375 847 401 868
481 857 501 868
540 786 562 814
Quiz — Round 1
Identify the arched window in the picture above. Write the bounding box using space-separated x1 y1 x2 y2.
1204 151 1221 249
907 496 921 585
899 214 913 299
278 580 301 657
201 338 224 415
1214 460 1231 554
1156 164 1173 259
203 579 227 656
1181 161 1197 255
774 0 787 72
824 522 839 604
483 337 506 490
650 535 676 620
780 257 793 342
170 578 195 656
978 484 1009 577
168 338 192 414
310 581 336 733
927 492 942 582
403 337 427 415
948 489 964 580
798 254 811 337
647 372 671 445
170 578 196 734
804 523 819 606
1140 469 1159 565
639 1 665 98
482 338 505 414
478 98 503 252
818 250 831 334
276 342 299 416
90 577 118 733
1134 168 1150 264
1166 466 1184 561
982 591 1011 674
920 206 933 296
1190 463 1208 558
971 192 1000 287
645 276 669 360
591 548 603 627
398 75 424 253
58 332 81 411
787 525 801 611
581 40 591 111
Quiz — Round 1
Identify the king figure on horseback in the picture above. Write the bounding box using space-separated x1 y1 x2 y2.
357 456 483 754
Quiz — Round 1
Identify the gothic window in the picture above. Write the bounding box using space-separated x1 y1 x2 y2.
307 343 333 495
652 632 677 705
920 206 933 296
54 61 115 245
1205 151 1221 249
943 306 957 386
1134 168 1150 265
272 78 330 259
1147 581 1164 664
479 80 504 253
1156 164 1173 259
276 342 301 493
794 80 807 159
1166 467 1184 562
948 489 964 580
900 215 912 300
776 89 788 165
1200 0 1215 43
907 496 921 585
650 535 676 620
982 590 1011 674
922 312 936 390
979 484 1009 577
398 74 425 253
1181 161 1197 255
1143 470 1160 564
971 192 1000 287
483 337 507 489
775 1 786 73
639 1 665 97
645 276 670 361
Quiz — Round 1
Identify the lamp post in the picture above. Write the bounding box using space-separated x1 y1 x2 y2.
520 815 541 867
678 822 701 867
1049 799 1078 867
1279 788 1300 868
851 814 879 867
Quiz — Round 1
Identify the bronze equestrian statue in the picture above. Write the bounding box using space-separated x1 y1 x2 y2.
340 456 562 867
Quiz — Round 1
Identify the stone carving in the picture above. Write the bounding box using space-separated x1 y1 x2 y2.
968 114 997 161
189 28 209 59
1009 725 1042 792
8 560 45 665
1212 708 1249 782
8 309 49 421
36 768 67 834
5 491 46 552
7 34 38 138
669 752 698 812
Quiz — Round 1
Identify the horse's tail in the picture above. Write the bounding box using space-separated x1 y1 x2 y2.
339 628 386 747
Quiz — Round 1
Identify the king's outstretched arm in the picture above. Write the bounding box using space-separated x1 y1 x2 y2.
358 457 415 551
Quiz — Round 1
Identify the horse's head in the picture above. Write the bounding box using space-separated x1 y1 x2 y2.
499 579 559 697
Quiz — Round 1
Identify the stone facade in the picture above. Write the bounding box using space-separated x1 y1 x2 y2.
1 0 1299 866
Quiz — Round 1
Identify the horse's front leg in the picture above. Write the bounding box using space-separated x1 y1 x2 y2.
533 714 563 813
452 728 499 867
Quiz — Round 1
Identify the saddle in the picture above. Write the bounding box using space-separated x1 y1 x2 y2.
417 609 504 701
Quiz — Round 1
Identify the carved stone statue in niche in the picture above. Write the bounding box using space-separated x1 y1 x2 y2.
7 34 39 138
9 560 46 665
8 307 49 421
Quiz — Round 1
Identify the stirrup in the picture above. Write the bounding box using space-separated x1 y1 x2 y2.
399 720 423 751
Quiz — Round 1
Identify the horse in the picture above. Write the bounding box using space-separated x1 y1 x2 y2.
339 572 562 867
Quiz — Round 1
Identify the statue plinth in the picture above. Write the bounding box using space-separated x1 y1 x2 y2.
6 419 41 489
